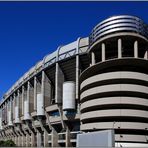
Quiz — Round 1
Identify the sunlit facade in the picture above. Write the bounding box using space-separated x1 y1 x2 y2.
0 15 148 147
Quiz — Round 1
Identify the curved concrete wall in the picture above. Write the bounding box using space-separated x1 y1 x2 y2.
80 59 148 143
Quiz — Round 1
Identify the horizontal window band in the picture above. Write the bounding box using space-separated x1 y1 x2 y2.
80 91 148 103
81 79 148 94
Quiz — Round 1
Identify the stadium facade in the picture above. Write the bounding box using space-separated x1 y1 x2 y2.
0 15 148 147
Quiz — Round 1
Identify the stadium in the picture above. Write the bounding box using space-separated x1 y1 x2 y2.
0 15 148 147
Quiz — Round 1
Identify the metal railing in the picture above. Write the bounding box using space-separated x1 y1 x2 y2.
89 15 148 46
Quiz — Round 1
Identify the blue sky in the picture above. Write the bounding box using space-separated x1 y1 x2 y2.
0 1 148 99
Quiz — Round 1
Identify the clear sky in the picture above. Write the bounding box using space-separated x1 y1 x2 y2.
0 1 148 99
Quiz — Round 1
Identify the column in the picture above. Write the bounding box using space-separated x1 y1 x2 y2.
37 131 42 147
6 101 9 126
91 51 95 65
55 63 64 103
52 128 59 147
15 90 20 123
13 94 16 123
101 43 105 61
24 82 30 120
66 127 72 147
27 82 30 114
144 50 148 59
76 55 79 100
44 130 49 147
118 38 122 58
21 133 26 147
26 132 30 147
41 71 45 98
42 71 52 108
17 134 21 147
22 86 24 116
41 71 45 111
31 131 36 147
9 97 13 126
34 76 37 111
134 40 138 58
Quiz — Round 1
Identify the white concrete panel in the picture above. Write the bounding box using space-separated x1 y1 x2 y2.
37 93 44 116
77 130 115 147
59 41 77 55
79 37 89 47
8 111 13 126
24 100 30 120
15 106 19 123
63 82 76 110
43 51 57 64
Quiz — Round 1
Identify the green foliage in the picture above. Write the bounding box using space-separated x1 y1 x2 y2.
0 139 16 147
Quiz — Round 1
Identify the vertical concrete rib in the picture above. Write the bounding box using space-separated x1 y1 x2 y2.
22 86 24 116
27 81 30 114
41 71 45 111
144 50 148 59
34 76 37 111
76 37 81 100
52 127 59 147
8 97 12 126
41 71 45 97
134 40 138 58
31 132 36 147
13 94 16 123
66 127 72 147
24 81 32 120
6 101 9 125
0 108 2 130
26 132 30 147
37 131 42 147
102 43 106 61
14 90 20 123
118 38 122 58
44 129 49 147
76 55 80 100
55 63 64 103
91 52 95 65
21 133 26 147
44 72 52 107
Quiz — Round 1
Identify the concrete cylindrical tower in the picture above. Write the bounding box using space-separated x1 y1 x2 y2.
80 15 148 146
